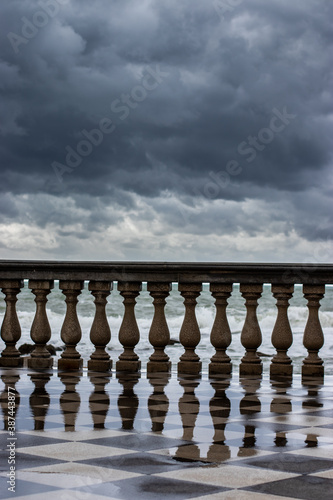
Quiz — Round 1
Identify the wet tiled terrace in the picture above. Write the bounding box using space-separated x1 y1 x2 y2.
1 368 333 499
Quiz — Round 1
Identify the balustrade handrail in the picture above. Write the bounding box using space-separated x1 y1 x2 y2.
0 260 332 378
0 260 332 283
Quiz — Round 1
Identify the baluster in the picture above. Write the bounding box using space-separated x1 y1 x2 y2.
88 281 112 372
178 283 202 375
239 284 263 376
0 280 24 367
302 285 325 377
270 285 294 377
58 281 84 371
28 280 54 370
116 282 142 373
147 282 172 373
209 283 233 376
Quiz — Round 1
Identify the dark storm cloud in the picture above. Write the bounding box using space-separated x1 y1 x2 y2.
0 0 332 254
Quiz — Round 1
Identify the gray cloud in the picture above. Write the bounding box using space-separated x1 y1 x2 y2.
0 0 332 260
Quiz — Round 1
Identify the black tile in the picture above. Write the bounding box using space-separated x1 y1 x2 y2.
78 452 200 475
243 475 333 500
239 453 333 474
79 475 230 499
0 450 67 471
82 433 187 451
13 433 68 449
0 476 59 498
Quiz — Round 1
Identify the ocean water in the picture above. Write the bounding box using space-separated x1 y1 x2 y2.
1 282 333 374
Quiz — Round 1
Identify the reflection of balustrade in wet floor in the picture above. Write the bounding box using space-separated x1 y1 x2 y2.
0 368 333 499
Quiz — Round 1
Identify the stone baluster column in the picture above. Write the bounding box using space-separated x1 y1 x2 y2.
58 281 84 371
116 282 142 372
28 280 54 370
209 283 233 376
302 285 325 377
270 285 294 377
0 280 24 367
147 282 172 373
239 284 263 376
178 283 202 375
88 281 112 372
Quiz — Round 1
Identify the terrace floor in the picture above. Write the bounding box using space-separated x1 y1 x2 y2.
1 367 333 500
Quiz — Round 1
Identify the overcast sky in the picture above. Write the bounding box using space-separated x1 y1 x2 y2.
0 0 332 262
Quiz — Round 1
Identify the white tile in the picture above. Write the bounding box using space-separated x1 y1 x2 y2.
20 463 142 481
195 491 296 500
12 470 103 487
19 441 135 461
254 415 333 426
155 464 299 488
310 469 333 479
287 445 333 459
15 490 118 500
287 427 333 440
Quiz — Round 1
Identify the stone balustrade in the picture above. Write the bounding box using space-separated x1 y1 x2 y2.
0 261 332 377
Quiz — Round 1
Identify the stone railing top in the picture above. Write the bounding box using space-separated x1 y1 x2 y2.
0 260 332 284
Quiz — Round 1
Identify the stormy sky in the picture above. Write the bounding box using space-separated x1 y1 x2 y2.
0 0 332 262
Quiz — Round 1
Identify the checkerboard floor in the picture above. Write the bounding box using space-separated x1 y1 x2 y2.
1 368 333 499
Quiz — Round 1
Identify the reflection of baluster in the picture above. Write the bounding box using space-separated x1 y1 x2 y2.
117 374 140 430
88 281 112 372
302 378 323 410
305 433 318 447
89 374 111 429
174 376 201 462
28 280 54 370
270 378 291 447
116 282 142 373
58 281 84 371
239 285 263 376
147 283 172 373
302 378 322 448
209 284 233 376
238 377 261 456
207 377 231 462
178 284 202 375
0 373 20 430
270 378 292 415
0 280 24 367
29 373 51 430
270 285 294 377
59 372 81 431
302 285 325 377
147 374 170 432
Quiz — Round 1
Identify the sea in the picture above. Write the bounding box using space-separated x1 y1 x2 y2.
1 282 333 375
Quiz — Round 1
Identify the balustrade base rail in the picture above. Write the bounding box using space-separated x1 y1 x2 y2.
0 261 332 378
